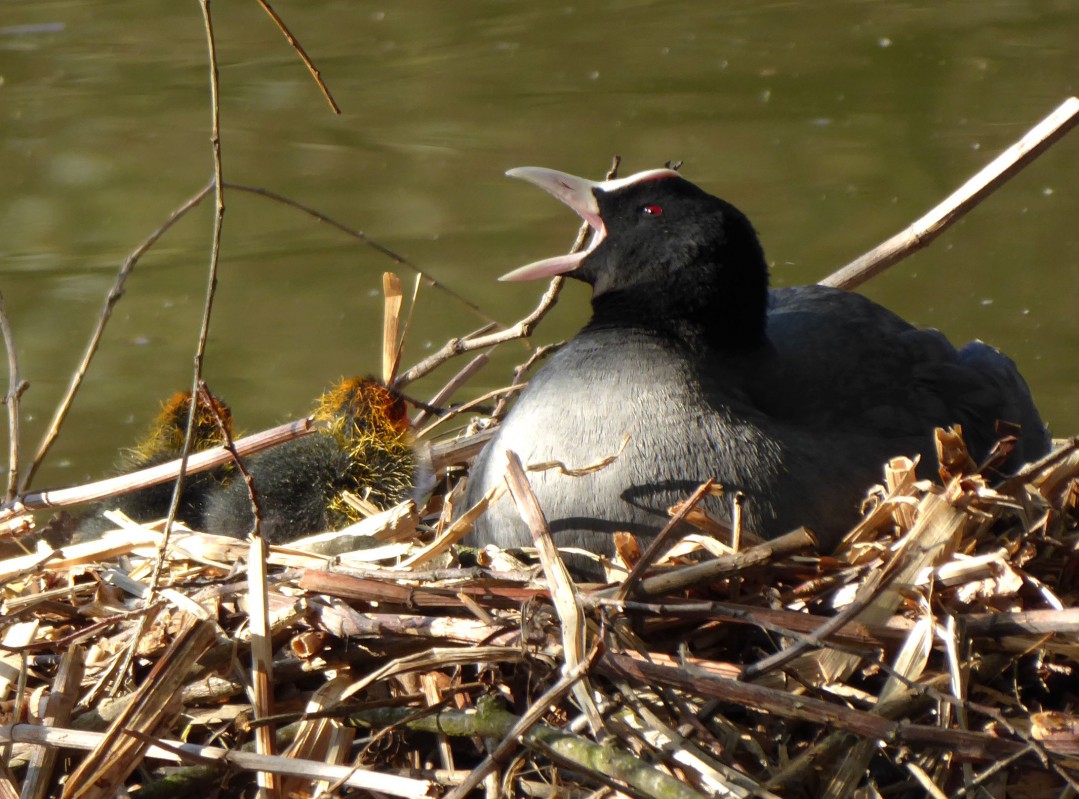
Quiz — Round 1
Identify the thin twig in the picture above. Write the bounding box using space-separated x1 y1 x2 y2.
114 0 228 702
19 182 215 493
414 385 523 439
821 96 1079 290
394 277 565 389
223 181 494 325
253 0 341 113
198 381 262 536
490 342 561 422
0 291 25 501
175 0 227 539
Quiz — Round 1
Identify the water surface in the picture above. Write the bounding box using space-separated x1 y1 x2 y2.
1 1 1076 491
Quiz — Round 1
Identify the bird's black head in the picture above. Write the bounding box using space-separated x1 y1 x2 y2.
501 166 770 350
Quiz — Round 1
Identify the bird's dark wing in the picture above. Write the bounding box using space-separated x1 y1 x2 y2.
748 285 1048 464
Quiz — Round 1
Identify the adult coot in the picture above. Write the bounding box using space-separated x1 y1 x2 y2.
466 166 1050 569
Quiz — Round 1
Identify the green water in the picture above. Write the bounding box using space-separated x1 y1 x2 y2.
1 1 1077 492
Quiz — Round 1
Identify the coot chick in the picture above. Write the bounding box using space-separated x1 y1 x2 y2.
466 166 1050 570
203 376 415 543
75 389 233 539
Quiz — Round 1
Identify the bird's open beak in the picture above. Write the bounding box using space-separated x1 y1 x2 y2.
499 166 678 281
500 167 603 281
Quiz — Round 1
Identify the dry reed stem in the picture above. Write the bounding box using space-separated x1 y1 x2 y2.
503 450 602 735
8 419 312 516
822 96 1079 290
0 723 437 798
278 675 355 797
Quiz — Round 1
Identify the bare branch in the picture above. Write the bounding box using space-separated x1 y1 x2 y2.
0 291 25 501
253 0 341 113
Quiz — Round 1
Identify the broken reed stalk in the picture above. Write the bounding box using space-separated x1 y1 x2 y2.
21 647 84 799
821 95 1079 290
247 536 279 796
383 272 404 385
502 450 603 736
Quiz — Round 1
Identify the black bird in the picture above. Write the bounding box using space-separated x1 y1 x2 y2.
466 166 1050 571
75 389 233 540
203 376 415 543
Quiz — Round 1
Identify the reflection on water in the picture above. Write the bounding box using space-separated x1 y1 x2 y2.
1 0 1077 490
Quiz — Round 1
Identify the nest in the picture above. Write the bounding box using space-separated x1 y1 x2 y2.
1 419 1078 799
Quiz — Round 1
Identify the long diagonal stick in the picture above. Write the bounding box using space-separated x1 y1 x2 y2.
821 96 1079 291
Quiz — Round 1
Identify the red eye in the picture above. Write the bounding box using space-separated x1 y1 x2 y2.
641 204 663 216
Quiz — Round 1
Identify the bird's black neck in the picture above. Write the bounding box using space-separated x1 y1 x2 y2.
587 279 768 353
